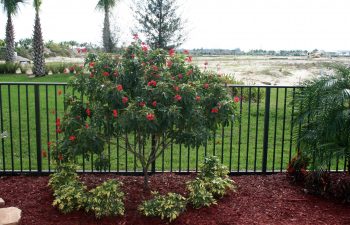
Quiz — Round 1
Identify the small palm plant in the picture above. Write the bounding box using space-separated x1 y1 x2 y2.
1 0 26 62
96 0 118 53
32 0 45 76
294 63 350 173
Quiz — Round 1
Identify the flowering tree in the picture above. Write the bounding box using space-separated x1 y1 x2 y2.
53 38 235 189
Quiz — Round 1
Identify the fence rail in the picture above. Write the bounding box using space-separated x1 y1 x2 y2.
0 82 347 175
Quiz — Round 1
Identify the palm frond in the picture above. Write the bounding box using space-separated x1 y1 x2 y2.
1 0 26 15
33 0 41 12
96 0 118 11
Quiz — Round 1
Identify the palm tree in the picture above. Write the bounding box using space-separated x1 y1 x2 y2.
294 63 350 173
96 0 118 53
32 0 45 76
1 0 26 62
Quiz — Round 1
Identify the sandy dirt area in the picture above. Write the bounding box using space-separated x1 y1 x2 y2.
193 56 350 85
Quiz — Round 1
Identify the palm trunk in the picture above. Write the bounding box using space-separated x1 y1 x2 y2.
103 8 113 53
33 12 46 76
5 13 15 63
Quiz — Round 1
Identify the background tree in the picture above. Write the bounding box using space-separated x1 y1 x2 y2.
96 0 118 53
133 0 186 50
1 0 26 62
32 0 45 76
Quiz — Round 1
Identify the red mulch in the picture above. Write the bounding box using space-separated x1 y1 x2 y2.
0 173 349 225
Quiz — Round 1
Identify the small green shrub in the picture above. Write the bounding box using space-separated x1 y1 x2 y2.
186 178 216 208
199 155 229 179
197 156 237 198
19 64 31 74
138 192 187 222
330 175 350 203
0 63 20 74
45 62 75 74
49 163 87 214
304 170 330 195
85 179 125 218
204 176 236 198
52 180 87 214
48 163 79 190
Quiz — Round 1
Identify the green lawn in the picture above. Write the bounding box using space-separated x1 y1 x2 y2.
0 73 72 83
0 74 346 173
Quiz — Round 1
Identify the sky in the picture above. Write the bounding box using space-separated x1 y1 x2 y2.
0 0 350 51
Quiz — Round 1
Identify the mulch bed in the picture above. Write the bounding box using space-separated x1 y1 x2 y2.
0 173 349 225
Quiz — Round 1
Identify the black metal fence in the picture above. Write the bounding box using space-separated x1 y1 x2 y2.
0 82 347 175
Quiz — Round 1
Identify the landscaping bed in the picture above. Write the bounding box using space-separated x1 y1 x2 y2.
0 173 349 225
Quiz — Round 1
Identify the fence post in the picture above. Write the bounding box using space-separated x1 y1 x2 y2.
151 134 156 174
34 85 42 173
262 87 271 173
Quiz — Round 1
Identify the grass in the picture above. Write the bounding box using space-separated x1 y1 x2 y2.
0 73 73 83
0 74 346 173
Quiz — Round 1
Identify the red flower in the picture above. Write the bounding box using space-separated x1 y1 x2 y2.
69 136 76 141
47 142 52 147
139 101 146 107
167 60 173 68
185 56 192 63
103 71 109 77
133 33 139 40
142 46 148 52
56 118 61 127
89 62 95 68
146 113 155 121
152 101 157 107
174 94 182 102
178 74 183 79
85 123 89 128
183 49 189 55
58 90 62 96
169 48 175 57
203 83 209 89
148 80 157 87
186 70 193 76
152 65 158 71
174 86 179 92
234 96 240 103
116 84 123 91
42 150 47 158
86 108 91 117
195 96 201 102
58 153 63 161
211 108 219 114
113 71 119 77
122 97 129 104
113 109 118 118
56 129 62 134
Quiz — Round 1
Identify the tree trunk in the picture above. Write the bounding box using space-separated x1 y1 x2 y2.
103 8 113 53
5 13 15 63
143 166 150 190
33 12 46 76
